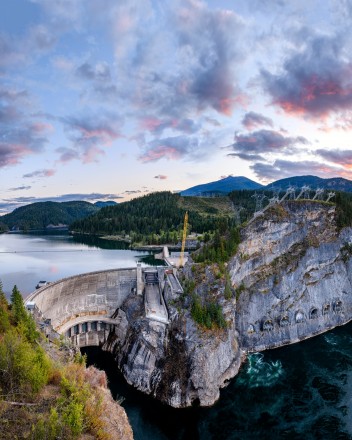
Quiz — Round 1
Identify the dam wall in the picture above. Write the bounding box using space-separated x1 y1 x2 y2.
26 268 137 344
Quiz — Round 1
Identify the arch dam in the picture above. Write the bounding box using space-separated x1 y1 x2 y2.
25 264 181 347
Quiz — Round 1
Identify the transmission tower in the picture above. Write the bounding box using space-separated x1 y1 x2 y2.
234 206 245 226
268 195 279 205
289 187 296 199
312 188 324 200
280 186 295 203
326 192 336 203
296 185 310 200
252 193 267 212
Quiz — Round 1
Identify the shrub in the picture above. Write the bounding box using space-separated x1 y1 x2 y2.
0 331 51 397
191 296 227 329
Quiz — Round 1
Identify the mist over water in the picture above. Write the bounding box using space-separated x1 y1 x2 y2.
84 322 352 440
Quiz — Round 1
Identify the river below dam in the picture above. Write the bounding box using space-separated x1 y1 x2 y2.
83 324 352 440
1 232 352 438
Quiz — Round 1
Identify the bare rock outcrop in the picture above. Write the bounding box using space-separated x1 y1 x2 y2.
103 282 242 408
229 201 352 351
103 200 352 409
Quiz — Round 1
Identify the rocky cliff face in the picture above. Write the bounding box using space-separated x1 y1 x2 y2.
103 200 352 409
229 201 352 352
103 279 242 408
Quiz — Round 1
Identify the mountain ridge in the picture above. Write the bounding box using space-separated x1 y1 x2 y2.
181 174 352 196
1 201 101 231
180 176 263 196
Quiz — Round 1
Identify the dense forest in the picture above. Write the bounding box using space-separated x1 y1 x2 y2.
1 201 100 231
335 191 352 228
70 192 234 244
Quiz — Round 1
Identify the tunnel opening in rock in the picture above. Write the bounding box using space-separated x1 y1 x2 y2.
262 319 274 331
247 324 255 334
280 316 290 327
295 311 305 323
333 300 342 313
310 308 319 319
323 304 331 315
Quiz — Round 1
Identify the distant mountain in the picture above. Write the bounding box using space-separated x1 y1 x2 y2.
267 175 352 192
1 201 100 231
94 201 118 208
180 176 263 196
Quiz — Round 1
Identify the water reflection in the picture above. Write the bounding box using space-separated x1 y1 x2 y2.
0 231 160 297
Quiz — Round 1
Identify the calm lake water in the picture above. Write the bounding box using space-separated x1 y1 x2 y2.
2 232 352 439
0 231 156 298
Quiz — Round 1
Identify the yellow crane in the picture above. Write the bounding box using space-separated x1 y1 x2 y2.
179 211 188 267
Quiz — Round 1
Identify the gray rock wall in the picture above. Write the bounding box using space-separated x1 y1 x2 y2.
229 201 352 352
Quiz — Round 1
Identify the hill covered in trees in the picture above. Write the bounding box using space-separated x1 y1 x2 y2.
1 201 100 231
70 191 235 244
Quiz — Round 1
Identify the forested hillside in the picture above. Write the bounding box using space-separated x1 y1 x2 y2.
1 201 100 231
70 192 235 244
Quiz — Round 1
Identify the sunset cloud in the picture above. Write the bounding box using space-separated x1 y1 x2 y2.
0 86 49 168
252 159 344 181
154 175 168 180
242 112 274 130
23 169 56 178
231 129 308 156
139 136 198 163
8 186 31 191
316 148 352 169
262 33 352 118
59 113 123 163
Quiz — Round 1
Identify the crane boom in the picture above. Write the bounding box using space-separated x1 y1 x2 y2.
179 211 188 267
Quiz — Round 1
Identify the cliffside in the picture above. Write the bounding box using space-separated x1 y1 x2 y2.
103 277 242 408
102 200 352 409
229 200 352 352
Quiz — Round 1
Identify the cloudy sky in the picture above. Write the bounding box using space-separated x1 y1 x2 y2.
1 0 352 213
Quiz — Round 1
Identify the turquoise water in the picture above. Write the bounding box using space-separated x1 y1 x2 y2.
84 323 352 439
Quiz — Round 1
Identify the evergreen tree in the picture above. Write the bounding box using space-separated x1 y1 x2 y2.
11 285 27 325
0 280 8 306
0 280 10 334
10 285 38 342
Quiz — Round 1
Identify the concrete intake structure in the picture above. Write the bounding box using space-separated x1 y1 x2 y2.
25 266 169 347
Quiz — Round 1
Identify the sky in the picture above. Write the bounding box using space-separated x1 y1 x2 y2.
1 0 352 214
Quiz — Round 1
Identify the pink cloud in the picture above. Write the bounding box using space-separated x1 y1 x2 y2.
140 146 182 163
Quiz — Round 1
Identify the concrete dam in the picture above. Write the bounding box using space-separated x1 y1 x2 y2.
25 264 181 347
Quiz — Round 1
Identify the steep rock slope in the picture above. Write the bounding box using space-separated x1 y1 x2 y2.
103 278 242 408
229 201 352 352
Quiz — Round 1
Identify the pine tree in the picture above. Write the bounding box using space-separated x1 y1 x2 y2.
0 280 10 333
0 280 8 306
11 285 28 325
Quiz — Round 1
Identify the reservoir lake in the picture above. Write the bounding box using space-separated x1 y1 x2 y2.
2 231 352 439
0 231 156 298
